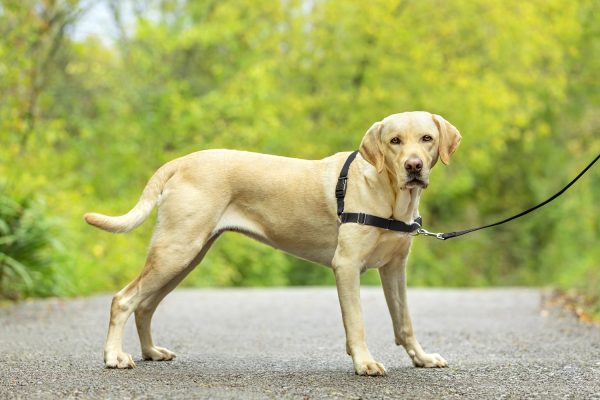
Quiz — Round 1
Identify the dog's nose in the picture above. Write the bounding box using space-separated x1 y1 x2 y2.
404 157 423 173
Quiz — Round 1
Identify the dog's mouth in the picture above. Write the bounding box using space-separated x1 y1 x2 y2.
404 174 428 189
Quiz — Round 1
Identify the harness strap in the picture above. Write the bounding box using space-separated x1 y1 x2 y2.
335 151 422 233
335 150 359 216
341 213 423 232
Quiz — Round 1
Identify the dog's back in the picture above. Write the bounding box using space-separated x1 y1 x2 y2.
85 149 347 264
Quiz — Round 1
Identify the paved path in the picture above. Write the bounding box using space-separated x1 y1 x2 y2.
1 288 599 399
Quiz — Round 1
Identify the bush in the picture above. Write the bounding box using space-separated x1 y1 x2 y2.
0 188 63 300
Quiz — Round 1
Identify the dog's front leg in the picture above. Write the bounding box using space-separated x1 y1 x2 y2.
332 259 386 376
379 258 448 368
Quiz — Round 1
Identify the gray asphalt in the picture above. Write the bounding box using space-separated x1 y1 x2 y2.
1 288 599 399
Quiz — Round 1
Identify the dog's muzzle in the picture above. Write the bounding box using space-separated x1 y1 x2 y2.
405 171 428 188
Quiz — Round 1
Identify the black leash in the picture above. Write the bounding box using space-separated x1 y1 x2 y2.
435 152 600 240
336 151 600 240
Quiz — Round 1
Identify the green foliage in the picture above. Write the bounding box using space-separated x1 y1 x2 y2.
0 188 66 299
0 0 598 301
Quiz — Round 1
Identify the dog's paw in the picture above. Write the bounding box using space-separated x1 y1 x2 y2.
142 346 176 361
354 359 387 376
409 350 448 368
104 350 136 369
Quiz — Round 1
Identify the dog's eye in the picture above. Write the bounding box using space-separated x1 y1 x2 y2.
390 137 401 145
422 135 433 142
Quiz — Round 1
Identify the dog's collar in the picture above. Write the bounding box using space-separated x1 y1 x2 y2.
335 151 422 233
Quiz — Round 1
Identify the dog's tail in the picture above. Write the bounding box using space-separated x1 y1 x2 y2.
84 160 179 233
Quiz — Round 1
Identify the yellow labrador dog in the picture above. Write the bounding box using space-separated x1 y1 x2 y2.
85 111 461 376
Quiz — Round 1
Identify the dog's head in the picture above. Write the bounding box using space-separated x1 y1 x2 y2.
359 111 461 190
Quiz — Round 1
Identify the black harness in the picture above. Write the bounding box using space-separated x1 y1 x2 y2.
336 150 600 240
335 150 423 234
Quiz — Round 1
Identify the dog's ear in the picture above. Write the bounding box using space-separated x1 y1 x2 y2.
359 121 385 173
432 114 461 165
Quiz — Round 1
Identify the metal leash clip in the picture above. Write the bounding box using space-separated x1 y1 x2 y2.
414 228 446 240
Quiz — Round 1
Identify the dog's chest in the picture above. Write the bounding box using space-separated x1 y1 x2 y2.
365 232 412 269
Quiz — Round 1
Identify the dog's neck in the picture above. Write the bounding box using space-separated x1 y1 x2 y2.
356 156 422 223
391 185 421 223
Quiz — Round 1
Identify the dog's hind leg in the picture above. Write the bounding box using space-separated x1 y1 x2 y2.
134 233 221 362
103 198 221 369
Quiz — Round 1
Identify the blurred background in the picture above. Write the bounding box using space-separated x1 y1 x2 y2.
0 0 598 314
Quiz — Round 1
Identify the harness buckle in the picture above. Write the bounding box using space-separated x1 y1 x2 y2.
414 228 446 240
335 177 348 198
357 212 366 224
